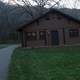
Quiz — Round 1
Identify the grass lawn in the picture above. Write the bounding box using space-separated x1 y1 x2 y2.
8 46 80 80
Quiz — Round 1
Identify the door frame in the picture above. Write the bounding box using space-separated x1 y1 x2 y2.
51 30 59 46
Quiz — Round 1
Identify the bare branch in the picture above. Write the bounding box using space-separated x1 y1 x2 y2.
15 0 62 18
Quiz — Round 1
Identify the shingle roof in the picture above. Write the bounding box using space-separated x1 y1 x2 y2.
18 8 80 31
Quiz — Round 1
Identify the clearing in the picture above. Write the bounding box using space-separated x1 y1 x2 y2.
8 46 80 80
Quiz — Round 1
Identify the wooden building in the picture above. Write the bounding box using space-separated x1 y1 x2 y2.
18 9 80 48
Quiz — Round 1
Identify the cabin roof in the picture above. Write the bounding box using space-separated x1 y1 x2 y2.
17 8 80 31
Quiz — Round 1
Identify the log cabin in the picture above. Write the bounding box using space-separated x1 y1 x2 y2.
18 9 80 48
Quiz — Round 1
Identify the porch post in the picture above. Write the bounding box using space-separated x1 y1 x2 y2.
21 31 24 47
22 31 27 47
17 31 20 43
63 28 66 45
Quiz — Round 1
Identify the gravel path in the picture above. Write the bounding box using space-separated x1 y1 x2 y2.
0 45 19 80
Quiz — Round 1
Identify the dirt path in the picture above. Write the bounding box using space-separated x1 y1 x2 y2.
0 45 19 80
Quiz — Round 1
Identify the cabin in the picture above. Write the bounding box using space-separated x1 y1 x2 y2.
18 9 80 48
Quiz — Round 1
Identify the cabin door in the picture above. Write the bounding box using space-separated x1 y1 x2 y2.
51 31 59 46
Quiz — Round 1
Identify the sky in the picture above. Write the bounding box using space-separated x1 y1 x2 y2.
1 0 80 9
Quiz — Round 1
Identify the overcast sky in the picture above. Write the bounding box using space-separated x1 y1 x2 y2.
1 0 80 9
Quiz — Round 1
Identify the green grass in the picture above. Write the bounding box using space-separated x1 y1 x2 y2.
8 46 80 80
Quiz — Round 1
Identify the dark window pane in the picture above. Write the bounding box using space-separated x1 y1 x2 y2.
69 29 79 38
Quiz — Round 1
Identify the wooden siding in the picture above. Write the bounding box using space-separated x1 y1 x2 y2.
20 12 80 47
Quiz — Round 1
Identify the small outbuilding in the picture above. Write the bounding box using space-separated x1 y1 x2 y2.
18 9 80 48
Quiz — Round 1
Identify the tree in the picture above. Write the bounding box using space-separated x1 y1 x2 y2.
74 0 80 8
14 0 62 18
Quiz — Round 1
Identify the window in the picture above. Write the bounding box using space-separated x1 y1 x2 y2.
69 29 79 38
39 31 46 40
27 32 37 40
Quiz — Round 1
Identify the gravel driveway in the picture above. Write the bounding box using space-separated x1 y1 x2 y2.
0 45 19 80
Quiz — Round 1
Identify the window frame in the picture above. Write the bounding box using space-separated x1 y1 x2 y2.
26 32 37 40
39 31 46 40
69 29 79 38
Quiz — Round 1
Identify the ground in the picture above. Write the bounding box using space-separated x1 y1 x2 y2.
0 44 9 49
0 45 18 80
8 46 80 80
